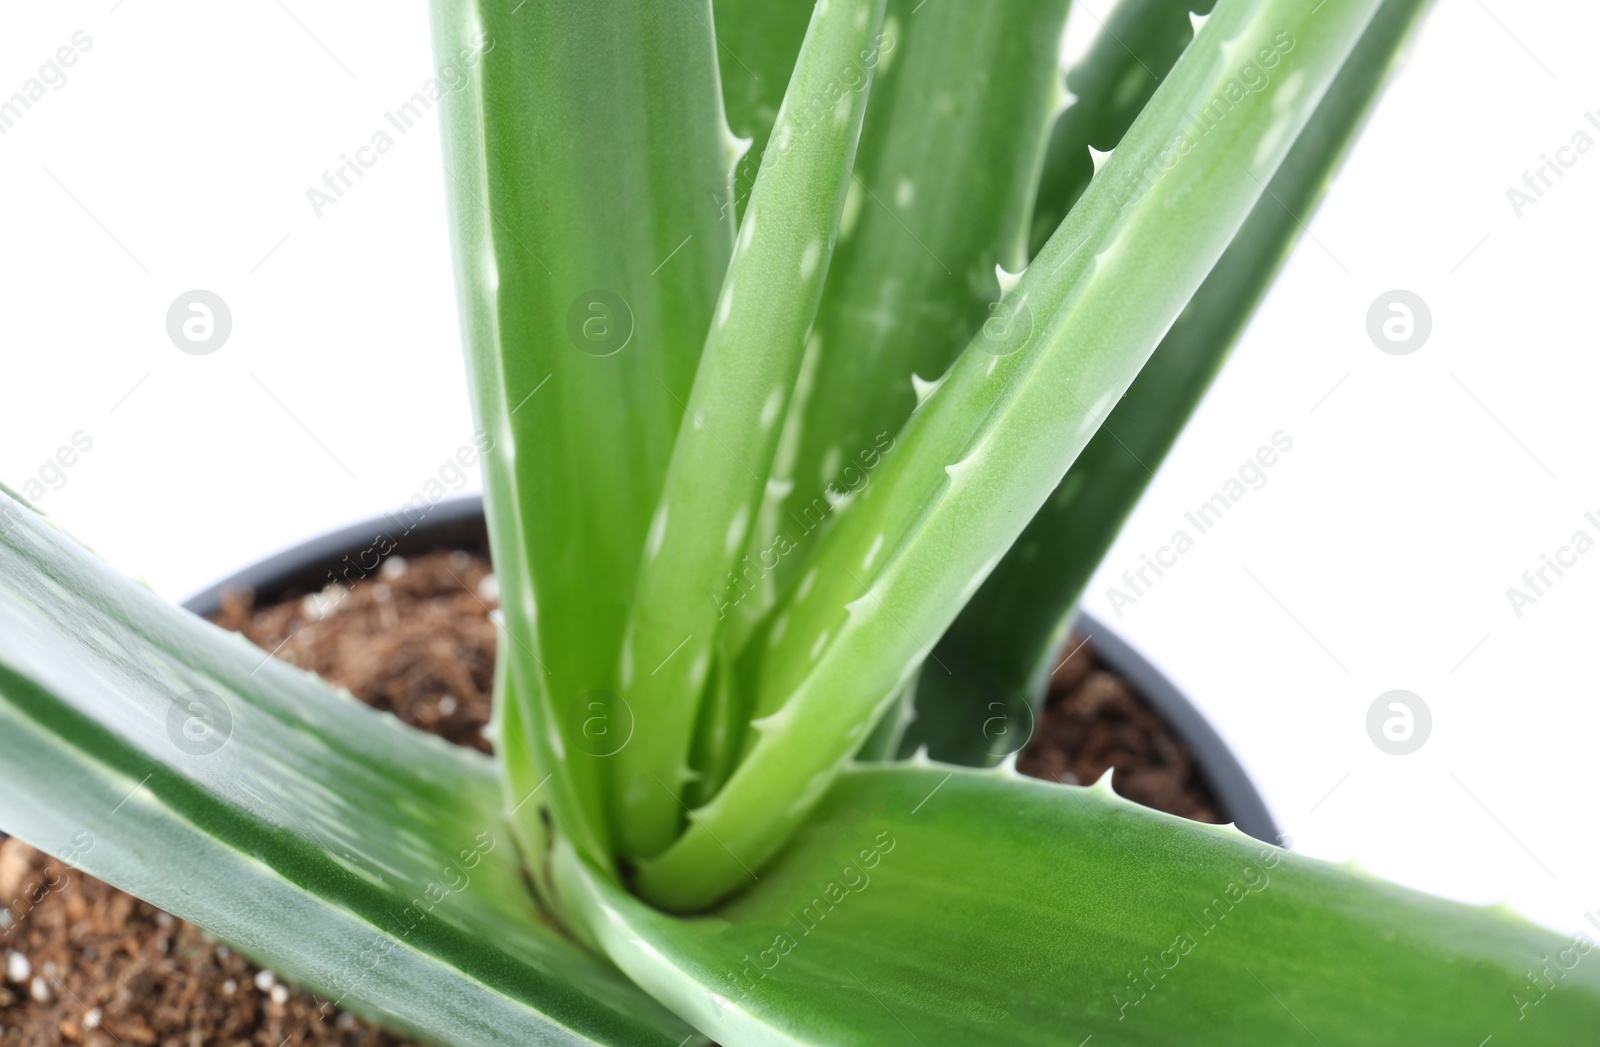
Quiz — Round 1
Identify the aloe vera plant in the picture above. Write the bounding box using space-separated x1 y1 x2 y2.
5 0 1598 1044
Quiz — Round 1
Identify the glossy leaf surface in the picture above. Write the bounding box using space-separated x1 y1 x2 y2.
0 496 696 1047
430 0 738 870
612 0 887 860
909 0 1433 765
568 763 1599 1045
639 0 1390 912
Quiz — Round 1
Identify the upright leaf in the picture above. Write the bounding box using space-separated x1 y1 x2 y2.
908 0 1434 765
638 0 1390 912
1027 0 1214 257
714 0 815 222
611 0 888 860
429 0 737 869
731 0 1074 637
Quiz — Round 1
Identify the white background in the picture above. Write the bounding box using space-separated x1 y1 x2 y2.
2 2 1595 935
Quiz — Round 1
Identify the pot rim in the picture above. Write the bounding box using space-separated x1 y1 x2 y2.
182 493 1281 846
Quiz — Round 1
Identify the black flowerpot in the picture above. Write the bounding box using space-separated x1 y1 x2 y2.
182 493 1280 846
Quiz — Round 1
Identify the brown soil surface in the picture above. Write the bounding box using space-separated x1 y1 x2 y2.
1018 636 1221 824
0 838 409 1046
1 548 1218 1044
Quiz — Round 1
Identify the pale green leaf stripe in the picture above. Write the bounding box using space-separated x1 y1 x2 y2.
638 0 1388 912
565 763 1600 1046
429 0 737 872
0 500 696 1046
611 0 888 861
911 0 1433 765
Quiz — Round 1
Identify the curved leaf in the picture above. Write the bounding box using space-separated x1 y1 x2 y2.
0 497 697 1047
562 763 1600 1046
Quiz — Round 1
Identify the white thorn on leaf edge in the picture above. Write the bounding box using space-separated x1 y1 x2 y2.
843 591 877 616
748 704 797 735
1088 145 1113 176
1089 765 1117 793
726 129 754 170
944 449 981 482
994 262 1024 298
1188 9 1210 36
911 370 947 407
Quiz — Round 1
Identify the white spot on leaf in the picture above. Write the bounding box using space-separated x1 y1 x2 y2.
647 504 669 558
839 178 865 239
725 506 750 554
800 239 823 280
751 389 783 438
819 445 842 486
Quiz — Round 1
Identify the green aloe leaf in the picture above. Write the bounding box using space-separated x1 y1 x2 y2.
1027 0 1213 257
611 0 888 861
429 0 738 870
638 0 1389 912
727 0 1073 635
0 497 697 1046
714 1 815 222
907 0 1434 766
559 763 1600 1046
